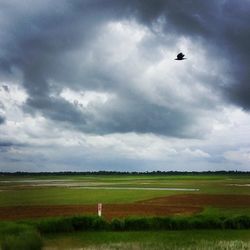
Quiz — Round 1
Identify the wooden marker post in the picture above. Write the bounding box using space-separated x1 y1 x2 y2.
98 203 102 217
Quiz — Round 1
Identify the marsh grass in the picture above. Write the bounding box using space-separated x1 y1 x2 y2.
43 231 250 250
0 222 42 250
1 216 249 250
66 241 250 250
1 230 42 250
79 241 250 250
26 214 250 234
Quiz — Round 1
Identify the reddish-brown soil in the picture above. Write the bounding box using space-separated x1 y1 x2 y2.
139 194 250 208
0 194 249 220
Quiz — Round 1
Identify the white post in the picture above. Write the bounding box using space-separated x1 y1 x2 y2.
98 203 102 217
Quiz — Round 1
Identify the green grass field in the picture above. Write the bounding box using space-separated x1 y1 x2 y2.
0 173 250 218
0 173 250 207
0 188 177 206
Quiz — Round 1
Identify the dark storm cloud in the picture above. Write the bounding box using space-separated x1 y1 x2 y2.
25 96 87 126
129 0 250 110
127 0 250 109
0 141 25 153
0 115 5 125
0 0 249 137
0 142 11 148
82 95 197 137
0 141 12 149
2 85 9 92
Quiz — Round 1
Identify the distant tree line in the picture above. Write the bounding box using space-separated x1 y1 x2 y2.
0 170 249 176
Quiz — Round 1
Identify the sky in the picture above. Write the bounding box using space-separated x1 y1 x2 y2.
0 0 250 172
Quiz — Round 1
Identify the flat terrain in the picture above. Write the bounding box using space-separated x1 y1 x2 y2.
0 174 250 249
0 173 250 220
1 194 250 220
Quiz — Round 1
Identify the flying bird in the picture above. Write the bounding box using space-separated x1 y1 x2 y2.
175 52 186 60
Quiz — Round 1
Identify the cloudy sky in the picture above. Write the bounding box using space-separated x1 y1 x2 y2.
0 0 250 172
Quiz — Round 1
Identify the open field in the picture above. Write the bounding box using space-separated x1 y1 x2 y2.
0 173 250 219
0 173 249 249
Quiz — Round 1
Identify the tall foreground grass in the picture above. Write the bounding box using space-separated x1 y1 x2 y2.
0 222 42 250
0 214 250 249
32 214 250 233
44 230 250 250
66 241 250 250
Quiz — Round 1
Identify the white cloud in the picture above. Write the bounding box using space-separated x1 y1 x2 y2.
224 148 250 165
182 148 210 158
60 88 112 108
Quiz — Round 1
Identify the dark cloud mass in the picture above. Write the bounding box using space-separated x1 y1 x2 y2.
2 85 9 92
0 141 13 151
0 0 250 137
0 115 5 125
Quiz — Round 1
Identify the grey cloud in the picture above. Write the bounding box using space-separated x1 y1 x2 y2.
0 102 4 110
108 0 250 110
83 95 203 138
0 141 12 148
132 0 250 109
0 141 24 153
2 85 9 92
24 93 201 138
0 115 5 125
25 96 87 126
0 0 249 137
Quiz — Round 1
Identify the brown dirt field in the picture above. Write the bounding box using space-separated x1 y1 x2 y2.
140 194 250 208
0 204 201 220
0 194 249 220
0 205 95 220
